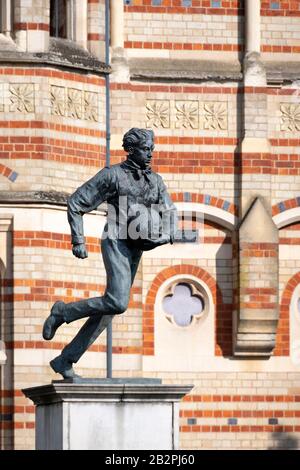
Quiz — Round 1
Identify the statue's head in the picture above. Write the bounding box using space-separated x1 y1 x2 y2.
123 128 154 169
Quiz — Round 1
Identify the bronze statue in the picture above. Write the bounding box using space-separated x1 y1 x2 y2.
42 128 177 378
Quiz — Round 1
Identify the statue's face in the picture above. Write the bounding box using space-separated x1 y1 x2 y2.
130 138 154 169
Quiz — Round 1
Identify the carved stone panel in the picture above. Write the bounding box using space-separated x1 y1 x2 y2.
203 102 227 130
51 85 66 116
280 103 300 132
9 83 35 113
175 101 199 129
84 91 99 122
146 100 170 128
68 88 83 120
145 99 229 131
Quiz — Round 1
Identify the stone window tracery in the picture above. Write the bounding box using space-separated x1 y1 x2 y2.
163 283 205 327
161 277 210 329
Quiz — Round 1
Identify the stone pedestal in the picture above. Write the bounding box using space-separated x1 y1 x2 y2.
23 378 193 450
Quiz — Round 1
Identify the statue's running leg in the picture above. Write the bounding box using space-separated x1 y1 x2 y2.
45 237 142 378
49 314 114 379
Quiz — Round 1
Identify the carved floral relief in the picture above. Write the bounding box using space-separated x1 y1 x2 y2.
10 83 35 113
84 91 99 122
146 100 170 128
175 101 199 129
203 102 227 130
280 103 300 132
51 85 66 116
145 100 229 130
68 88 83 120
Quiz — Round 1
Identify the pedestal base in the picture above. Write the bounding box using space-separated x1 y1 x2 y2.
23 379 193 450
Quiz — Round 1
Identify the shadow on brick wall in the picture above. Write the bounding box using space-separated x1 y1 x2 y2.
215 226 234 357
268 432 299 450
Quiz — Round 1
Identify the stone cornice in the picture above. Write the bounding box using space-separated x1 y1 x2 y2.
129 58 243 82
0 190 68 206
129 58 300 85
0 191 107 215
23 381 194 405
0 38 110 75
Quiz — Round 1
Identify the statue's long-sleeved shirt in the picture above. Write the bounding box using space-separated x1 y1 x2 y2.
67 160 178 247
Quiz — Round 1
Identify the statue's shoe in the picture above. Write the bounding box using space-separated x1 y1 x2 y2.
42 301 65 340
50 355 81 379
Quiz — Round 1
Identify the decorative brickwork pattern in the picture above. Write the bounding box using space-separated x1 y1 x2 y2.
0 163 18 182
125 41 243 51
124 0 244 15
171 192 237 215
14 22 49 31
261 1 300 16
272 197 300 216
0 136 105 167
0 68 105 85
2 277 141 317
180 390 300 448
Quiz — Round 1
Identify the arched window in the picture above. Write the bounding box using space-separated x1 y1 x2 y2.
0 0 13 37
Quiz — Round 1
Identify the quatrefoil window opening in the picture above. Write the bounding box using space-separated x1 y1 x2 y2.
162 282 205 327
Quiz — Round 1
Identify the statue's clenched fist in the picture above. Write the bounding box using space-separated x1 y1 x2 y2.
72 243 88 259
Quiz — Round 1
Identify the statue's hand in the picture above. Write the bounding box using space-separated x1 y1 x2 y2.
72 243 88 259
139 234 170 251
155 233 170 247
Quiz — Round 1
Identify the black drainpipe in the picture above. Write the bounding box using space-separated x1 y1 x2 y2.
105 0 112 379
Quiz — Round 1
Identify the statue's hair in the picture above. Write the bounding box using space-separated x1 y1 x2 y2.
122 128 154 152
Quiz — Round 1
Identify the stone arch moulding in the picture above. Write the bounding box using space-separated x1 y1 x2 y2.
172 192 238 231
289 281 300 366
175 202 236 231
275 271 300 357
142 264 232 373
272 205 300 357
272 199 300 229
